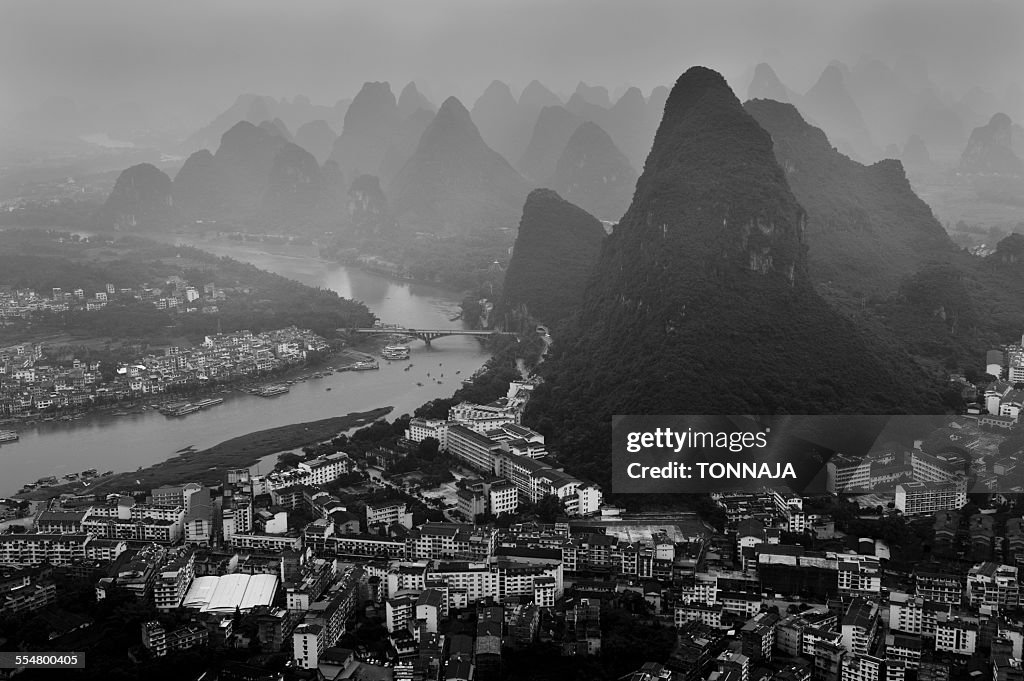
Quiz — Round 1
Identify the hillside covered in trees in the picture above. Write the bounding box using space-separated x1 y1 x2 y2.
0 230 374 345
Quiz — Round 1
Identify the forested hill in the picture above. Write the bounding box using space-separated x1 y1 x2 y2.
0 230 374 342
497 189 606 329
524 67 946 489
744 98 955 296
744 99 1024 372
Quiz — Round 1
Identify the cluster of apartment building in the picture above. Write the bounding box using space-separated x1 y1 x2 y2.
0 326 328 416
404 383 603 518
17 448 1024 681
823 416 1024 511
0 276 226 321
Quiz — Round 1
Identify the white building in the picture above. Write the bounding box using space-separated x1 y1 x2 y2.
967 563 1020 611
489 481 519 516
366 500 414 529
895 481 967 516
935 615 978 656
293 623 325 669
446 424 503 473
405 418 449 450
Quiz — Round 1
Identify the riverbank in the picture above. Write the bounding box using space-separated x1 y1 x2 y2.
0 346 384 433
15 407 392 500
0 238 493 497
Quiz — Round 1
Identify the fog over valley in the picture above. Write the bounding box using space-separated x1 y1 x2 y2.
4 3 1024 679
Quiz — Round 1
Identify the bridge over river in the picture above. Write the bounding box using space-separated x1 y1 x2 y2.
349 327 511 345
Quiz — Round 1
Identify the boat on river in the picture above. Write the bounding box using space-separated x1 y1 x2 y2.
257 384 290 397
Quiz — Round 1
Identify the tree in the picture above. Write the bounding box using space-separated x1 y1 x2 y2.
535 494 564 523
274 452 302 471
416 437 440 460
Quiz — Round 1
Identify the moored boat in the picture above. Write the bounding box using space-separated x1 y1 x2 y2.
382 345 411 360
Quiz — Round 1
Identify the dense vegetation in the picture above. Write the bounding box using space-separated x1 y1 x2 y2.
523 68 947 492
497 189 606 329
742 100 1024 374
94 163 175 231
323 229 514 298
548 121 637 222
745 99 956 297
0 230 374 343
388 97 531 236
0 197 101 228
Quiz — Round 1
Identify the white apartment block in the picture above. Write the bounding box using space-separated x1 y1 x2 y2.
0 533 90 566
967 563 1020 611
366 500 413 529
895 481 966 516
229 533 302 552
837 555 881 596
935 616 978 655
826 457 871 493
154 549 196 611
293 623 325 669
405 418 449 449
489 482 519 516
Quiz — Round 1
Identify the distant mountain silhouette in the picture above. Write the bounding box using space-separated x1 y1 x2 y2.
955 87 1001 133
259 118 293 143
747 63 796 103
294 120 337 164
471 80 528 163
97 163 175 230
548 121 637 222
379 108 435 186
398 82 435 119
181 94 271 152
604 86 656 171
908 88 967 154
347 174 396 238
172 149 221 217
960 113 1024 175
648 86 669 116
573 82 612 108
802 62 876 161
902 134 932 168
261 142 326 221
181 94 343 153
565 91 609 127
516 105 583 182
320 160 348 216
209 120 288 213
171 120 343 226
389 97 531 235
847 58 917 152
518 81 562 116
328 82 401 181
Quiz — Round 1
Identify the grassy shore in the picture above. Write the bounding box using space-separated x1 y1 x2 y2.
16 407 392 500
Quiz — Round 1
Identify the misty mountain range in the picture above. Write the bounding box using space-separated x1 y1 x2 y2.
22 56 1024 492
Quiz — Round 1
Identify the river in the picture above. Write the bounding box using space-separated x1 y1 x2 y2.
0 241 490 496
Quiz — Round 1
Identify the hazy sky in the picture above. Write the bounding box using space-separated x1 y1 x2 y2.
2 0 1022 130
